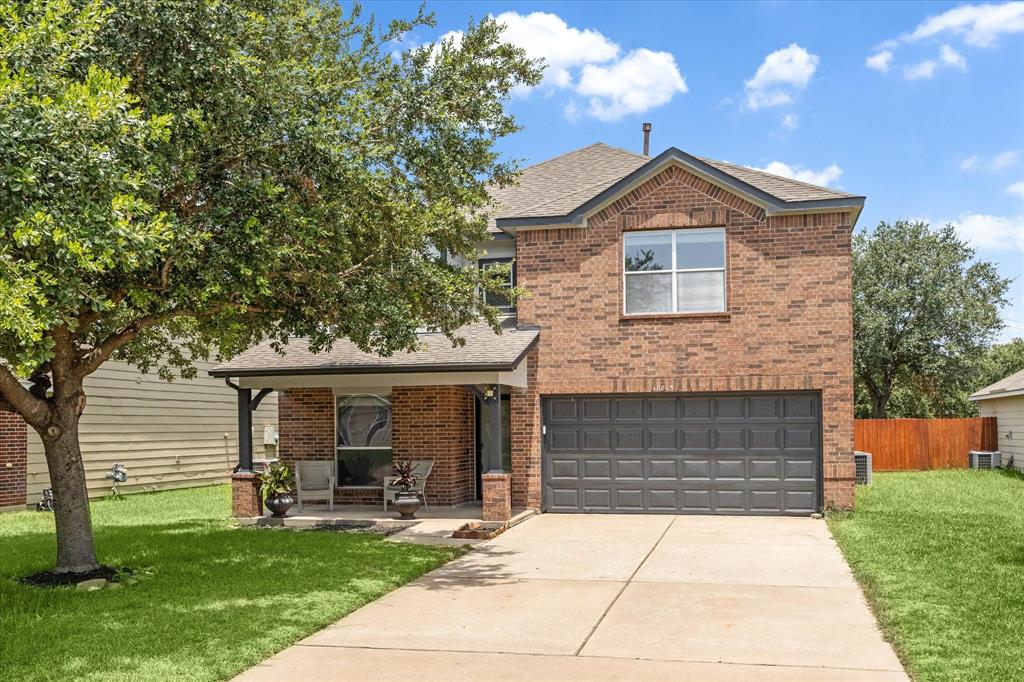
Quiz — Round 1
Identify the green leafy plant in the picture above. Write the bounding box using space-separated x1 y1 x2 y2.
258 463 294 499
391 461 418 495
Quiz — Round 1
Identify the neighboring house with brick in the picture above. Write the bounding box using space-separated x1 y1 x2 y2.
213 140 864 520
969 369 1024 472
0 360 277 511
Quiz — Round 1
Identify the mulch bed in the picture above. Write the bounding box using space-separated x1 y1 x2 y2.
20 565 121 588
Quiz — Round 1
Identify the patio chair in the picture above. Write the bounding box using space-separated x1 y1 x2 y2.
294 460 335 512
384 460 433 511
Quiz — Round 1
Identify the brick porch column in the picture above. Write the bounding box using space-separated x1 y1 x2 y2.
481 471 511 522
231 472 262 517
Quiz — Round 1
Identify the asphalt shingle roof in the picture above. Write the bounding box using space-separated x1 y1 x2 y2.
487 142 861 230
210 322 539 376
969 369 1024 400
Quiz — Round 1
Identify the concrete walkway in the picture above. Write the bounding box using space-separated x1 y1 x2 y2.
236 515 907 681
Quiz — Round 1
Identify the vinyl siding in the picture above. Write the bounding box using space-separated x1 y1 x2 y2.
26 360 278 501
977 396 1024 472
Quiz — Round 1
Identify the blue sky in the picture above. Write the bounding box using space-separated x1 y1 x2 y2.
366 1 1024 340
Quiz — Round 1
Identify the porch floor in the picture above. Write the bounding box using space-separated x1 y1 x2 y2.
236 503 535 547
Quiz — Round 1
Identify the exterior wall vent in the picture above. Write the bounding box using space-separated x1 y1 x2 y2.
854 451 872 485
968 450 1002 470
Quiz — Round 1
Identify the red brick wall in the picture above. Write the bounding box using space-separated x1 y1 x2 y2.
392 386 476 506
0 410 28 509
510 347 541 509
277 385 477 507
513 164 855 510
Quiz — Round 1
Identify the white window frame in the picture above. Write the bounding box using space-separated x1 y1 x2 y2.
334 393 392 489
622 227 726 316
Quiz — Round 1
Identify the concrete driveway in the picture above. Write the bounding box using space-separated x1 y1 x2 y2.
236 515 906 681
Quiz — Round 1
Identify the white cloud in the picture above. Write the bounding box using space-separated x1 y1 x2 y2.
744 44 819 110
781 113 799 131
960 150 1021 171
939 44 967 69
431 12 688 122
870 3 1023 78
960 155 980 170
576 49 687 122
902 2 1024 48
903 44 968 79
492 11 619 89
992 150 1021 170
1008 181 1024 199
865 50 894 72
904 59 937 80
754 161 843 187
948 213 1024 251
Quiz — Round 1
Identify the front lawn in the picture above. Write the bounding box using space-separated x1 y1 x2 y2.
0 485 461 681
828 469 1024 682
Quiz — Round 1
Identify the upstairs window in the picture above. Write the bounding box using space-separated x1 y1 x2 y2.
623 228 726 315
480 257 516 313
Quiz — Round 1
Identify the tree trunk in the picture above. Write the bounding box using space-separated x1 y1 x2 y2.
39 400 99 573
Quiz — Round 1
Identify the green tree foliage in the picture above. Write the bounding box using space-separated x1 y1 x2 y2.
853 220 1012 418
0 0 539 573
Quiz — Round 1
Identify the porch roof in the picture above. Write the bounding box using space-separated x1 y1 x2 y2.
209 322 539 379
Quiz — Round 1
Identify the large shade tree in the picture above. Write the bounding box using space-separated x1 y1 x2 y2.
853 220 1011 418
0 0 539 574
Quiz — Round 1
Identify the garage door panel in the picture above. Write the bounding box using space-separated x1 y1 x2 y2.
548 399 578 421
748 396 781 419
614 488 645 510
582 458 612 480
581 399 611 421
680 397 712 419
714 397 746 419
680 428 712 450
582 429 611 450
647 398 678 420
648 459 678 479
549 458 579 479
614 399 644 420
614 429 643 449
647 428 678 450
615 459 644 479
681 459 711 480
713 428 745 450
749 427 781 450
542 393 821 515
550 429 579 451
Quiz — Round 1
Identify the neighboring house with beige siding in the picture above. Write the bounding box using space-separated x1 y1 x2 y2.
969 369 1024 472
0 359 277 510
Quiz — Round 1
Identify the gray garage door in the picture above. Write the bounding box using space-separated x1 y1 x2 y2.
542 392 821 515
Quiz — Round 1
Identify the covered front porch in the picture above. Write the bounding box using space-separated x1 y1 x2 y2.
210 323 540 523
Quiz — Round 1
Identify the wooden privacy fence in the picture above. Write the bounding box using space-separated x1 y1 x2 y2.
854 418 998 470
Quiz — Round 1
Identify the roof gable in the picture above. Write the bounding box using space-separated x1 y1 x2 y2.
489 144 865 232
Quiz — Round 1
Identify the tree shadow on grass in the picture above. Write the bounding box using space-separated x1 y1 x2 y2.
1 520 459 682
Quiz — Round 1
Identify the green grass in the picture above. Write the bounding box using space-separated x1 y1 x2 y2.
827 469 1024 682
0 485 461 681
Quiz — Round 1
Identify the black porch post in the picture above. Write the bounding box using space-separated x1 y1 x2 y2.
236 387 254 473
489 383 503 472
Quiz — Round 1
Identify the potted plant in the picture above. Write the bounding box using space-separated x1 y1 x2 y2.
390 460 420 520
258 462 295 518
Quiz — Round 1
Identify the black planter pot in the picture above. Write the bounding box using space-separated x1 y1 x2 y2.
392 492 421 520
265 494 294 518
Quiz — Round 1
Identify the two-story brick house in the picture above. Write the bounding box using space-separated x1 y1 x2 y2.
213 140 863 520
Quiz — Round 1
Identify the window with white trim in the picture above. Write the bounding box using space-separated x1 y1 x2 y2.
623 228 726 315
335 394 392 486
479 257 516 312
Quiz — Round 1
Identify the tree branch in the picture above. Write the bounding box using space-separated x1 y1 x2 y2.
0 363 50 428
75 303 267 377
